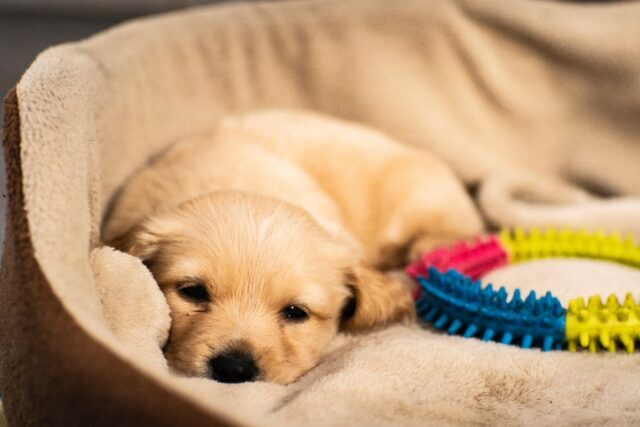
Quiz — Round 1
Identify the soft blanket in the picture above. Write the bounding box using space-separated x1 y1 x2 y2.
92 247 640 426
2 1 640 426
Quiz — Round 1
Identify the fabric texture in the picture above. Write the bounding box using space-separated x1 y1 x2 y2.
2 0 640 425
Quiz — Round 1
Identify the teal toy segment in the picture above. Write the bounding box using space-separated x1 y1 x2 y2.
416 267 566 351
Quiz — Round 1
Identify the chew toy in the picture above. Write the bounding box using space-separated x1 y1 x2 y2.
406 227 640 352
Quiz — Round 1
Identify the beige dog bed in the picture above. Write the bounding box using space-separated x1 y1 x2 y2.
3 1 640 425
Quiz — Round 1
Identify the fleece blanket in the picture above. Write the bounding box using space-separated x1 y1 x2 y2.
2 0 640 425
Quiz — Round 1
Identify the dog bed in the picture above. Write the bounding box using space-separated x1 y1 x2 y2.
3 1 640 425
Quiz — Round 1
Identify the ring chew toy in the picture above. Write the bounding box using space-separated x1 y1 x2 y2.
406 228 640 353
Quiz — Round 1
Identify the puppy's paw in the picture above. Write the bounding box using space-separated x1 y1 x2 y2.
386 269 420 302
342 264 416 333
408 234 471 263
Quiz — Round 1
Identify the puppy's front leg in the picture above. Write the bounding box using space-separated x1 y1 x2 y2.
372 152 484 268
406 234 472 263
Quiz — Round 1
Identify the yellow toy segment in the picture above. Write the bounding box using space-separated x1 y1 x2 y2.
499 227 640 267
566 293 640 353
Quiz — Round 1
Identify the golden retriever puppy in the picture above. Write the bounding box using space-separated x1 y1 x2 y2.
104 111 483 384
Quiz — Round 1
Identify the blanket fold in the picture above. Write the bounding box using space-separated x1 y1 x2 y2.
2 1 640 425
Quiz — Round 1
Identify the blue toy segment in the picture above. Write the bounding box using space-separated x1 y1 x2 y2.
416 267 566 351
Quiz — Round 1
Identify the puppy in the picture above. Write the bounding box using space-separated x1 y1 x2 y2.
105 111 483 384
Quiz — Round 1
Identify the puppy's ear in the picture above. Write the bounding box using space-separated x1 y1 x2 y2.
106 220 162 265
340 264 415 332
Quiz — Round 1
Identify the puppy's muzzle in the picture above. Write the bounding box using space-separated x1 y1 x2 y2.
208 350 258 383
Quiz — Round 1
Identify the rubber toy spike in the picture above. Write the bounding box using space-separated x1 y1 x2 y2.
499 227 640 268
566 292 640 353
411 227 640 353
416 267 566 351
406 236 509 281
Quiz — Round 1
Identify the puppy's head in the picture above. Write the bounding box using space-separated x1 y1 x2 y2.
113 191 414 384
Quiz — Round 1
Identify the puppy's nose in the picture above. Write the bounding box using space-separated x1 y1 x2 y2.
208 350 258 383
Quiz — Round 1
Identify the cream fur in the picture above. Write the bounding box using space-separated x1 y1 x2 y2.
104 111 483 262
105 111 479 383
8 0 640 425
92 246 640 426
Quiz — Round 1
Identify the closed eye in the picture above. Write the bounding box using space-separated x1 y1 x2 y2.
177 282 210 303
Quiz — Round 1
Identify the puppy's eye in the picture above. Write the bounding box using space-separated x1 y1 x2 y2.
177 283 210 302
281 305 309 322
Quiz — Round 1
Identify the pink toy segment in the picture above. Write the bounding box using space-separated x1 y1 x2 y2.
406 235 508 286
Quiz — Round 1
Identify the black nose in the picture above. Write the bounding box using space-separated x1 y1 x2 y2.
208 350 258 383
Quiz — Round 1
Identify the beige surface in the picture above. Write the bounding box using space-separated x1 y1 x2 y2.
7 0 640 425
93 247 640 426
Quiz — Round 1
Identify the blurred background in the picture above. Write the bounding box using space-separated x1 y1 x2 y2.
0 1 239 105
0 0 623 250
0 0 626 423
0 0 237 252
